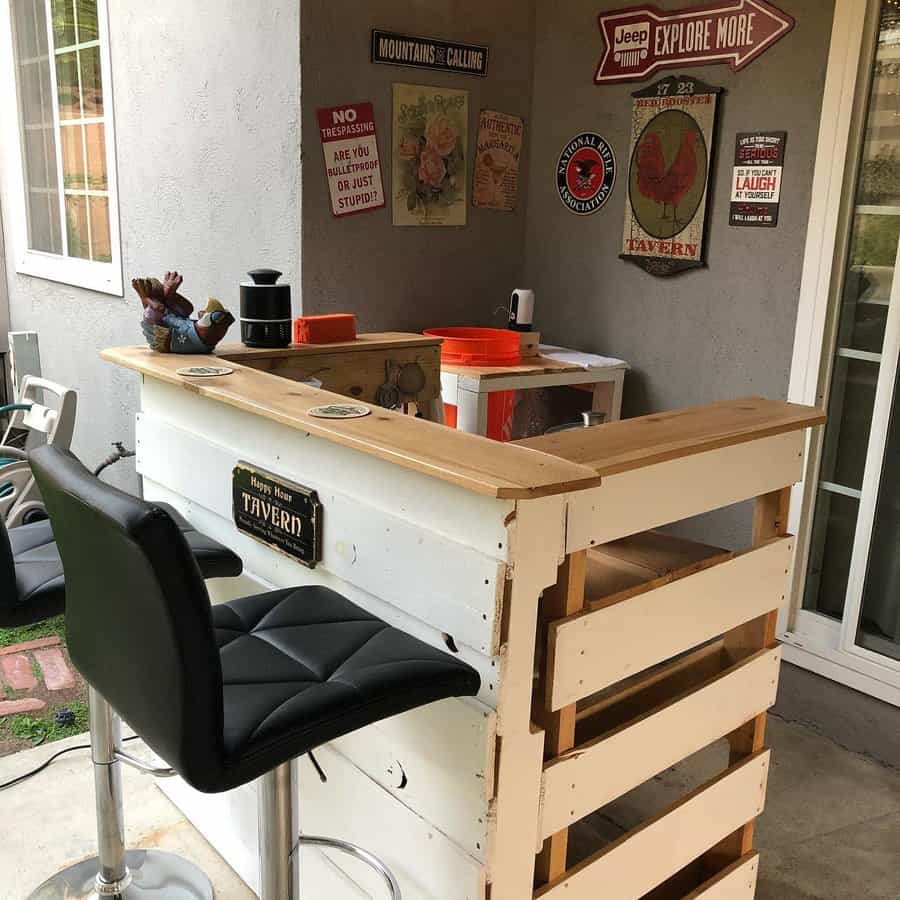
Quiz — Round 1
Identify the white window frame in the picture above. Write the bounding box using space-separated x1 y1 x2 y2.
784 0 900 708
0 0 122 295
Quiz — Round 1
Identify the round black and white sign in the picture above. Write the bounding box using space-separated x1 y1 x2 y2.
557 132 616 216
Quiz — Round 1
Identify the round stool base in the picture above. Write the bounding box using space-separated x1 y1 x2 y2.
27 849 214 900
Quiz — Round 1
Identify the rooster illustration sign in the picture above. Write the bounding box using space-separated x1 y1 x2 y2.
622 75 722 275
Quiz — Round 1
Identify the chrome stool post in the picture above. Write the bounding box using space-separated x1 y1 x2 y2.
27 688 213 900
258 760 402 900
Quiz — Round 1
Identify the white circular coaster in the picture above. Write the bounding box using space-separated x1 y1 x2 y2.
175 365 234 377
308 403 371 419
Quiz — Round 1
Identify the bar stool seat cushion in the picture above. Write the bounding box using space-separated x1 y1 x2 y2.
0 505 241 619
207 586 480 792
10 519 65 608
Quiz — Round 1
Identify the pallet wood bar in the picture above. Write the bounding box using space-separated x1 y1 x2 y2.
104 345 823 899
534 752 770 900
217 332 445 421
540 648 781 838
563 429 806 550
685 854 761 899
547 537 793 709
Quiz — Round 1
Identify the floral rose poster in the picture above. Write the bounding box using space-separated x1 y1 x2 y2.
473 109 524 212
392 83 468 226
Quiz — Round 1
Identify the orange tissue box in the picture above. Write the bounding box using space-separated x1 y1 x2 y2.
293 313 357 345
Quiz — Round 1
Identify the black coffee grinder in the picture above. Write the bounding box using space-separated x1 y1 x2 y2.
240 268 292 348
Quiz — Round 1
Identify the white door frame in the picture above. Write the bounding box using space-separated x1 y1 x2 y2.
784 0 900 707
0 204 8 354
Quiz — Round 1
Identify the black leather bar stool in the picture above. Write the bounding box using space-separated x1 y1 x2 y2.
1 498 241 626
26 445 480 900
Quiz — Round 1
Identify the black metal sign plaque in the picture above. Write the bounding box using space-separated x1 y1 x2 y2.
233 463 322 568
371 28 489 77
729 131 787 227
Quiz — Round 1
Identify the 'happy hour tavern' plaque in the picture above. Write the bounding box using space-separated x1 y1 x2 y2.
233 463 322 568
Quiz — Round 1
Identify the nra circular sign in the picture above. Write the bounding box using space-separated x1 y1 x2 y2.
557 132 616 216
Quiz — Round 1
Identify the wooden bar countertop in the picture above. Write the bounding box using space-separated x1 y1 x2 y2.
102 346 602 500
103 347 825 500
516 397 826 476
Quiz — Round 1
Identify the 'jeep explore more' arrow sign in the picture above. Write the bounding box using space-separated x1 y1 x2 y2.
595 0 794 84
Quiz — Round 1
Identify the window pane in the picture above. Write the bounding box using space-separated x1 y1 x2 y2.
25 128 51 188
18 60 46 127
84 122 106 189
51 0 75 47
89 195 110 262
27 190 62 254
13 0 42 59
79 45 102 116
75 0 98 42
60 124 84 188
65 194 89 258
819 356 879 491
803 490 859 619
55 50 80 119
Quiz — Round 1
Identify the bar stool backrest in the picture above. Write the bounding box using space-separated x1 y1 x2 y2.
0 515 14 602
29 444 225 783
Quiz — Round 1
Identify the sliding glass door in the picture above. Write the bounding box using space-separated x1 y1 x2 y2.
802 0 900 690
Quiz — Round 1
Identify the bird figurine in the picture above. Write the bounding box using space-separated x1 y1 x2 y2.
132 271 235 353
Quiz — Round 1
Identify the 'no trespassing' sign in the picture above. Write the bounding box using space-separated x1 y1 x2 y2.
317 102 386 218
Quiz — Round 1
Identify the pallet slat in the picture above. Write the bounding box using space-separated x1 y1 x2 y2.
685 853 760 899
548 537 793 709
534 751 770 900
540 648 781 838
565 429 804 551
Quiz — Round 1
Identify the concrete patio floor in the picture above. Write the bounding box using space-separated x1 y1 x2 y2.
1 714 897 899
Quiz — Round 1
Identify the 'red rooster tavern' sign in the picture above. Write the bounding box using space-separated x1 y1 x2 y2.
621 75 722 276
595 0 794 84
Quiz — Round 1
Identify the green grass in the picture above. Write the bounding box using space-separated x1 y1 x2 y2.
4 700 89 746
0 614 66 649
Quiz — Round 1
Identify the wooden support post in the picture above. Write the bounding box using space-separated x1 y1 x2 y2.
709 487 790 864
534 550 587 884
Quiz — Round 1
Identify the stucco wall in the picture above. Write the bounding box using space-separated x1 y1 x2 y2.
523 0 833 545
300 0 536 331
0 0 301 488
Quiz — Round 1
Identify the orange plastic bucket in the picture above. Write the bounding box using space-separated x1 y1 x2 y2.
424 327 521 366
427 327 520 441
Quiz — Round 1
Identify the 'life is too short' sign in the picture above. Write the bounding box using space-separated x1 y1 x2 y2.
317 102 386 218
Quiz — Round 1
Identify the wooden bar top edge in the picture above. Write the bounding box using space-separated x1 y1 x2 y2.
101 345 602 500
215 332 441 360
516 397 826 477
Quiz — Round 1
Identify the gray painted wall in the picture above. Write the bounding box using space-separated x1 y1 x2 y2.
300 0 536 332
523 0 833 545
0 0 301 488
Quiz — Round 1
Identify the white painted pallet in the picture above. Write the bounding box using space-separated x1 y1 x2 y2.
137 413 504 656
144 479 499 710
141 378 513 554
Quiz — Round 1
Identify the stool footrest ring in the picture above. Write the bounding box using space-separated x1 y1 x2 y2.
293 834 402 899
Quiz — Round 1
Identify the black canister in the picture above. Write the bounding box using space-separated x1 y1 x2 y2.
240 268 292 348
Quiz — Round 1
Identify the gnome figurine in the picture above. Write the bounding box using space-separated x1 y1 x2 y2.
132 271 235 353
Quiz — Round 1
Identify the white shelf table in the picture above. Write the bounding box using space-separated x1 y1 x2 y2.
440 344 629 437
